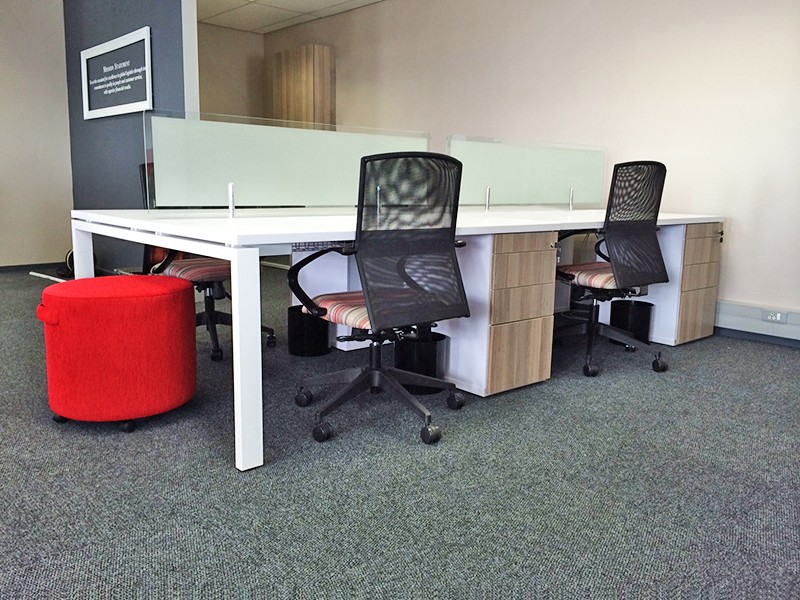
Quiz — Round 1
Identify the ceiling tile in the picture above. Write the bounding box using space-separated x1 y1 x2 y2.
203 3 302 32
197 0 250 21
256 0 351 12
254 14 318 34
198 0 386 33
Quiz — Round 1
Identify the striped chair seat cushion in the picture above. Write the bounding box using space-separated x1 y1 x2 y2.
305 291 371 330
162 258 230 282
558 261 618 289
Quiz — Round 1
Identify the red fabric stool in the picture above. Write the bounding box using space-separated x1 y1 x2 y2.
37 275 197 429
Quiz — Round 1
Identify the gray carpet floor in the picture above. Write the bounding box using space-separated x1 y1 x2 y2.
1 265 798 598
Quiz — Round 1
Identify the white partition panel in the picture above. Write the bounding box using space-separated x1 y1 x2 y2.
149 115 428 208
448 137 607 208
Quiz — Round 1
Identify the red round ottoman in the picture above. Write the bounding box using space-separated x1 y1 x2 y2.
37 275 197 429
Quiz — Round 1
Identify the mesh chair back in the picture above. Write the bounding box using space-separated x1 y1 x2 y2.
355 152 470 332
603 161 669 288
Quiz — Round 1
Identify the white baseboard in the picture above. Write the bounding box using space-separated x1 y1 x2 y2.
716 301 800 342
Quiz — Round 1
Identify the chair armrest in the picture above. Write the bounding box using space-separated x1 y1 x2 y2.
149 249 179 274
594 237 610 262
287 245 355 318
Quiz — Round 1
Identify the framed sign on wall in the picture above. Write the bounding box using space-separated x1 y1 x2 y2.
80 26 152 120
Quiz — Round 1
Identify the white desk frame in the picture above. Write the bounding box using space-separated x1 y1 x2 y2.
71 207 722 470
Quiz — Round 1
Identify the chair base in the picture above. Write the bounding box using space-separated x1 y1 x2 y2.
554 302 668 376
295 341 464 443
198 293 276 361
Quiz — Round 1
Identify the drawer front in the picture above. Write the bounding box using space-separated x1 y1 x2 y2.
686 222 723 239
487 315 553 394
683 236 721 265
490 283 555 324
677 287 717 343
492 250 557 288
493 231 557 254
681 261 720 291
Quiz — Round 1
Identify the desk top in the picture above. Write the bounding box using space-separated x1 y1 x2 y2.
72 207 723 248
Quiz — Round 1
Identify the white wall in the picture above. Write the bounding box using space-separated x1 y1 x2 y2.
260 0 800 315
0 0 73 266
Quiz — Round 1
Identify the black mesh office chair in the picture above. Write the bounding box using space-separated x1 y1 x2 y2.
287 152 471 444
139 164 276 360
556 161 669 376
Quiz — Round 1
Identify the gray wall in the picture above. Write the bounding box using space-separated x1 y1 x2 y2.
63 0 186 271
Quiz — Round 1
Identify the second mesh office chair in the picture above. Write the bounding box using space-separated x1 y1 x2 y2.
556 160 670 376
288 151 471 444
139 164 276 360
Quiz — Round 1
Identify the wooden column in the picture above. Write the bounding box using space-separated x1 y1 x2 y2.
272 44 335 126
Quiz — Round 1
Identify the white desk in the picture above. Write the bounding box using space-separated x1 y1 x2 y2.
71 207 722 470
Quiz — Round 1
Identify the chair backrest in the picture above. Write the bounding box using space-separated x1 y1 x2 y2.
602 161 669 288
355 152 470 332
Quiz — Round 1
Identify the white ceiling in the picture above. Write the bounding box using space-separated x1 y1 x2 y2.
197 0 384 34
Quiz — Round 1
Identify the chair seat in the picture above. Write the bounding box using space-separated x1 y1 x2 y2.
305 291 371 330
558 261 618 289
162 257 230 282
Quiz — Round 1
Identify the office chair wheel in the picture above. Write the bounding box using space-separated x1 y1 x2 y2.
583 364 599 377
447 391 465 410
652 353 668 373
119 420 136 433
210 348 224 361
312 421 333 442
370 386 382 395
266 334 277 347
52 414 69 424
420 425 441 445
295 389 314 407
624 344 637 352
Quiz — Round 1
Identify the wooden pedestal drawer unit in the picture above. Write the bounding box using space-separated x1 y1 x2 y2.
486 232 557 395
677 222 723 343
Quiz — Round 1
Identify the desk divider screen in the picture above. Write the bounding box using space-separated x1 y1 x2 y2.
447 136 607 208
144 112 430 208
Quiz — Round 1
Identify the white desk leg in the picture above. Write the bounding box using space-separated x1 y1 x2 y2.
71 223 95 279
229 248 265 470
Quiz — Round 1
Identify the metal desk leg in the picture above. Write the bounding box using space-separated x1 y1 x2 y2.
71 222 95 279
229 247 265 470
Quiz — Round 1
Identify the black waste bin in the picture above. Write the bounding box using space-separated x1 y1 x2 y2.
287 305 330 356
394 332 448 395
610 300 653 344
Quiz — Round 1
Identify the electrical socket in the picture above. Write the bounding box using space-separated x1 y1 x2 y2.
761 309 788 323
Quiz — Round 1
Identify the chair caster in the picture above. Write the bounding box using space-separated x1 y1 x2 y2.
652 352 668 372
624 344 637 352
52 414 69 424
420 425 441 445
119 420 136 433
447 391 465 410
210 348 224 361
370 386 382 395
583 364 599 377
313 421 333 442
266 335 277 347
295 388 313 407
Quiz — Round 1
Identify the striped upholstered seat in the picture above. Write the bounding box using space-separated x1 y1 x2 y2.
161 257 230 282
304 291 371 330
557 261 618 289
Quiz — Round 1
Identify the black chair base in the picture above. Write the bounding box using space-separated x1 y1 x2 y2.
554 302 667 376
295 341 464 444
197 292 276 361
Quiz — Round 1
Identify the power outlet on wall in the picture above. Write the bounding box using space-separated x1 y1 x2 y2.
761 309 788 324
